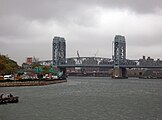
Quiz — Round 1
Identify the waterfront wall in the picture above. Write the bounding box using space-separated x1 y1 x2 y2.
0 80 67 87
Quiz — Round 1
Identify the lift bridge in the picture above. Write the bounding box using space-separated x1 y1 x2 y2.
35 35 162 78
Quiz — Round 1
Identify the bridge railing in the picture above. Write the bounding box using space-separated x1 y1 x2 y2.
35 57 162 68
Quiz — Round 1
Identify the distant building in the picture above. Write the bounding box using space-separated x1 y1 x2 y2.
22 57 33 70
26 57 33 64
52 36 66 66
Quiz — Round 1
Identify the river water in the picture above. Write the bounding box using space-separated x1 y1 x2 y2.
0 77 162 120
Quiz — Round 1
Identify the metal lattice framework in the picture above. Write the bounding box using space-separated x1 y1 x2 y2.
35 57 162 68
36 57 137 68
52 36 66 66
65 57 113 67
113 35 126 66
34 35 162 69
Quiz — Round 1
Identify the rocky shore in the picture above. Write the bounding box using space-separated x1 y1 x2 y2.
0 79 67 87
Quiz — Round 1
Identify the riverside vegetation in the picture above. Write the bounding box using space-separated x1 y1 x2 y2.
0 54 19 75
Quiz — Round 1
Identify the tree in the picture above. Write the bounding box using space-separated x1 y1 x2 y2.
0 61 6 75
0 54 19 75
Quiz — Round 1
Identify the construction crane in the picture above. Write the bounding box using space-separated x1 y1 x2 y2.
76 50 84 74
77 50 80 59
94 50 99 57
77 50 81 64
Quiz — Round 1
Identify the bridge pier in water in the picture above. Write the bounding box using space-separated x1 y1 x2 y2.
112 35 127 79
112 67 127 79
59 67 67 79
52 36 67 79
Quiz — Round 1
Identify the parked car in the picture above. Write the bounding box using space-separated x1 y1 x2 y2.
4 75 14 80
0 76 4 80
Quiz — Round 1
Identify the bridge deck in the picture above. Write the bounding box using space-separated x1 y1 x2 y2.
58 64 162 68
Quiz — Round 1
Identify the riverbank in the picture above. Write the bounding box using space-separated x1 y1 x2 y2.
0 79 67 87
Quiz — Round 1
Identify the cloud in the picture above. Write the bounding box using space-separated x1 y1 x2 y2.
1 0 162 21
96 0 162 13
0 0 162 64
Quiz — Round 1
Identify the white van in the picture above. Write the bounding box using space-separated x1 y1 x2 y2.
4 75 14 80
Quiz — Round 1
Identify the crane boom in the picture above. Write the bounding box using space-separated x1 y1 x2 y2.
77 50 80 58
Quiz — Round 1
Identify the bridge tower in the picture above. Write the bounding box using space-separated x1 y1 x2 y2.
112 35 127 78
52 36 66 78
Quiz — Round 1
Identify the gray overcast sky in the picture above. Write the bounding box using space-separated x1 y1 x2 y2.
0 0 162 65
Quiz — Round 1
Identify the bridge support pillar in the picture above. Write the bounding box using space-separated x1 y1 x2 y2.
112 67 127 79
59 68 66 79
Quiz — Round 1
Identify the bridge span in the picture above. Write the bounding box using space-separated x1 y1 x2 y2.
36 35 162 78
37 58 162 68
